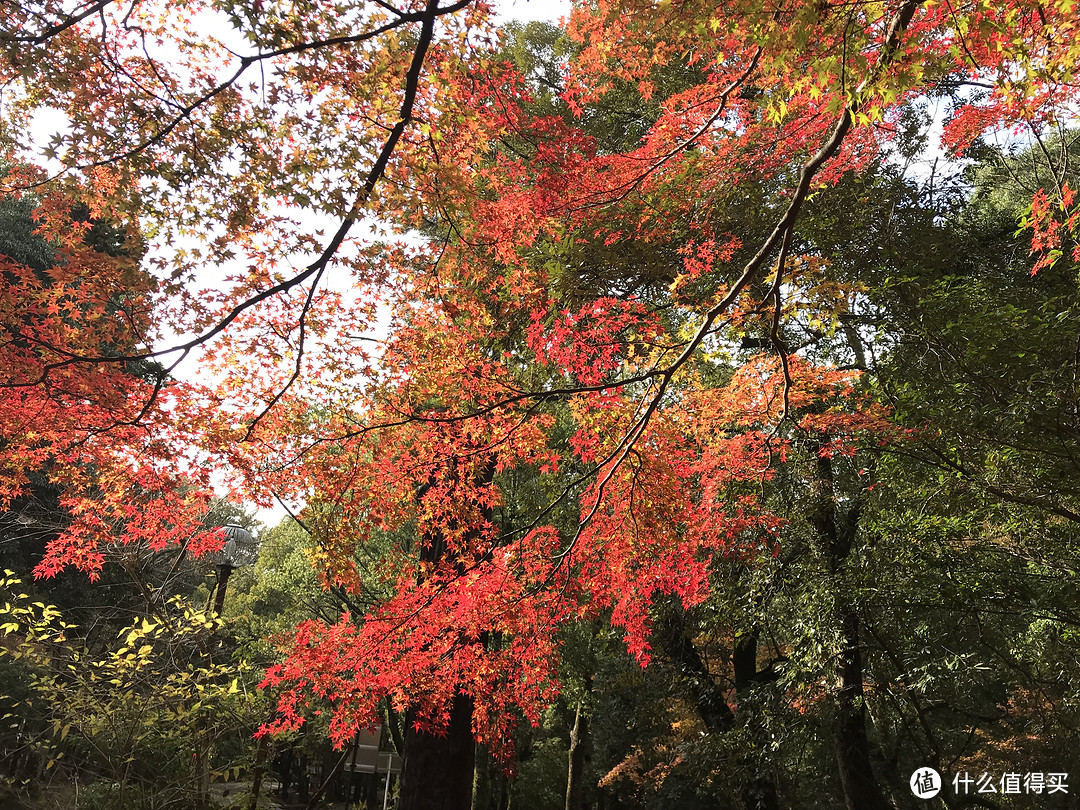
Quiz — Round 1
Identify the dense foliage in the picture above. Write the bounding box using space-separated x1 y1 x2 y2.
2 0 1080 807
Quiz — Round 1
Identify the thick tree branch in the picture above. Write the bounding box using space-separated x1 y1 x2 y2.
7 0 471 391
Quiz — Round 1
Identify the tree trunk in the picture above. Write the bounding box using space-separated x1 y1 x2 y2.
213 564 233 616
398 693 476 810
810 450 890 810
472 738 493 810
657 606 734 733
396 456 494 810
834 607 889 810
303 746 352 810
733 632 779 810
193 717 211 810
246 735 268 810
298 753 310 802
565 680 591 810
659 605 782 810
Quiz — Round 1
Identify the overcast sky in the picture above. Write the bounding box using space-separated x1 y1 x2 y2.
499 0 569 23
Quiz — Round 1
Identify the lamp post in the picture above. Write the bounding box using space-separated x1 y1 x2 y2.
213 522 252 616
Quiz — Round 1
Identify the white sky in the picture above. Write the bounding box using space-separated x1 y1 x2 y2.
498 0 569 23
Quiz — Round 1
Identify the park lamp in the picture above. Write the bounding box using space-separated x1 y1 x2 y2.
212 522 253 616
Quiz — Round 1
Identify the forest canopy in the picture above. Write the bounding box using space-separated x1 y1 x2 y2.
2 0 1080 808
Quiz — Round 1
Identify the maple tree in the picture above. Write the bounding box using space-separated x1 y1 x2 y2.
3 0 1080 806
534 138 1080 808
0 169 227 586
